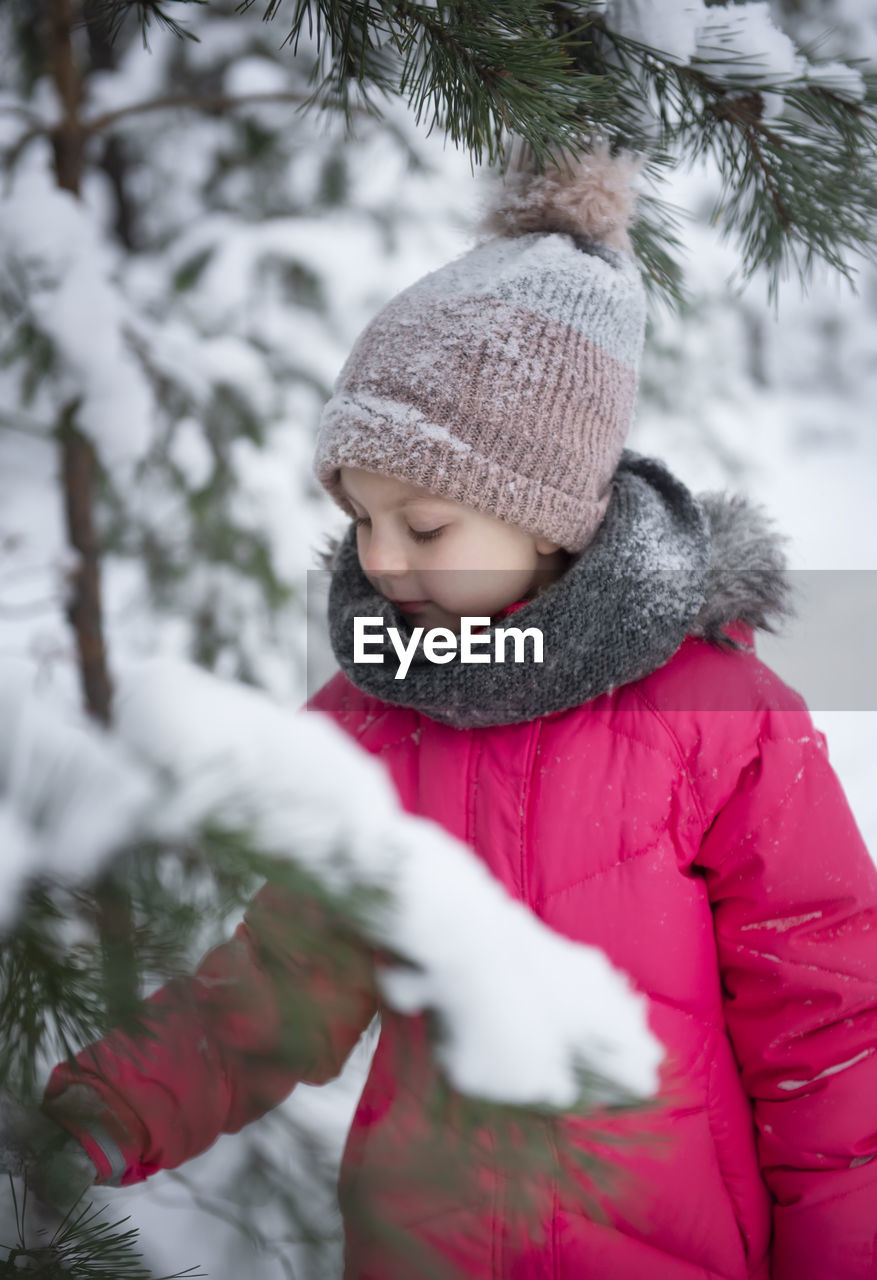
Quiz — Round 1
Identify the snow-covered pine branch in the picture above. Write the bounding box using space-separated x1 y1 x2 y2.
0 170 155 475
0 655 663 1112
601 0 866 116
0 661 154 930
121 658 664 1109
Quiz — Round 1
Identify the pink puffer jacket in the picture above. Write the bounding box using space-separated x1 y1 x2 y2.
46 620 877 1280
305 622 877 1280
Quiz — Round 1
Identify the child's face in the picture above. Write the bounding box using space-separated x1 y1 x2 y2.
338 466 569 634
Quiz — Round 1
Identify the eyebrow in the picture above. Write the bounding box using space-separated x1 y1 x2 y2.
339 486 451 512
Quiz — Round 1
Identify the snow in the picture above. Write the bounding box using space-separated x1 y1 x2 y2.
802 58 866 101
375 818 661 1105
604 0 708 63
694 3 805 80
693 4 806 120
86 30 174 117
109 656 663 1110
0 661 155 931
740 910 824 933
603 1 862 121
777 1047 874 1092
0 641 662 1105
167 416 214 490
321 391 475 458
226 429 317 582
223 56 291 100
0 168 155 471
0 429 70 680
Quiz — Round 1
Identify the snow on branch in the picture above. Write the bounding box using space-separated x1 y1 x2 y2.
0 655 662 1111
602 0 865 119
111 658 664 1110
0 167 155 470
0 661 154 930
34 650 660 1111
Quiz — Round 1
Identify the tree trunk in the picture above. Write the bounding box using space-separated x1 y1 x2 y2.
47 0 114 725
58 410 113 726
47 0 137 1023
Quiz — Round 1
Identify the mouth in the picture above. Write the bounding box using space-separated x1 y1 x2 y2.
387 599 430 613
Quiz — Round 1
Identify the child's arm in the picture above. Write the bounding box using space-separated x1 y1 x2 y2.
695 716 877 1280
304 669 382 736
39 673 384 1185
42 671 395 1185
43 880 378 1186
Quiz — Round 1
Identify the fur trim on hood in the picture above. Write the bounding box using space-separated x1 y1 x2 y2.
689 490 796 649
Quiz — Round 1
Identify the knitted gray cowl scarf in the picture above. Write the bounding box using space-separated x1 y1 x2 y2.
323 450 794 729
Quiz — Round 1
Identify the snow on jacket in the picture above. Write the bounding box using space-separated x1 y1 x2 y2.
45 457 877 1280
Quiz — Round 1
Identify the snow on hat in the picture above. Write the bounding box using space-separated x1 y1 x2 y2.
312 140 647 553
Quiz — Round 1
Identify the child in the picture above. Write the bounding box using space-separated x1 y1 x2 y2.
41 143 877 1279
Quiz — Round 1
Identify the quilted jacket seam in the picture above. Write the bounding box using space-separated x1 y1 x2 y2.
596 717 689 760
688 745 763 790
694 732 823 871
533 831 668 906
467 732 482 848
705 1043 753 1275
519 719 541 904
628 687 710 831
648 990 726 1037
774 1177 877 1214
690 732 823 825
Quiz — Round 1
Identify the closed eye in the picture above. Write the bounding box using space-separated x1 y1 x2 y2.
352 517 445 544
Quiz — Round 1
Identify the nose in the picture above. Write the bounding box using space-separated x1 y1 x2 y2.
358 525 410 579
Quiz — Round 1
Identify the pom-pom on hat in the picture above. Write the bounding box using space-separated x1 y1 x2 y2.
313 139 648 554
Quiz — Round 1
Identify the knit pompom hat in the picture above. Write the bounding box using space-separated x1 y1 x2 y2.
313 140 647 554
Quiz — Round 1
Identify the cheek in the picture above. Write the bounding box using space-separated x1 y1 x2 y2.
455 524 533 569
424 555 534 614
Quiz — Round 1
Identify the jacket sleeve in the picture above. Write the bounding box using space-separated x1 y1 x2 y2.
694 716 877 1279
43 879 378 1187
44 672 382 1187
304 669 382 737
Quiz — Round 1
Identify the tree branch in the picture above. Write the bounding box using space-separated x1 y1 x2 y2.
0 103 45 124
3 90 366 178
707 88 794 232
742 123 794 234
82 89 367 136
47 0 84 195
58 411 113 726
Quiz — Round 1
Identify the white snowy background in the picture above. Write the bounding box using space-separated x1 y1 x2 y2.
1 0 876 1276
